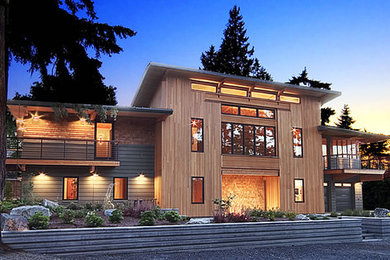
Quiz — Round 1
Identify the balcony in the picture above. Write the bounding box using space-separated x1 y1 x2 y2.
323 155 361 170
6 137 119 167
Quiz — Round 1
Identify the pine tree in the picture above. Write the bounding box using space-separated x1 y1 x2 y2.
335 104 356 129
321 107 336 126
200 5 272 80
287 67 331 90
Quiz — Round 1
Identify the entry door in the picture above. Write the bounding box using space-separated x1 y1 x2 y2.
324 184 329 212
335 186 353 211
96 123 112 158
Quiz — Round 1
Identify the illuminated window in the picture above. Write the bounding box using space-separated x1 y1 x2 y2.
220 87 247 96
292 128 303 157
324 182 328 187
191 177 204 204
221 123 232 154
240 107 257 117
191 118 203 152
63 177 78 200
294 179 304 203
191 83 216 93
221 105 239 115
251 91 277 100
113 177 128 200
258 109 275 119
280 95 300 103
96 122 113 158
221 123 276 157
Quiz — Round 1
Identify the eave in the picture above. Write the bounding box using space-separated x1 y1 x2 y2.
318 125 390 143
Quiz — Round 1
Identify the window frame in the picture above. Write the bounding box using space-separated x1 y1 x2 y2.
94 121 114 159
294 178 305 203
191 118 204 153
113 177 128 200
191 177 204 204
221 122 277 157
221 104 275 120
63 176 79 201
292 127 303 158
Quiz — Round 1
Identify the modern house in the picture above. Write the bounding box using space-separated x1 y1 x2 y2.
6 63 389 216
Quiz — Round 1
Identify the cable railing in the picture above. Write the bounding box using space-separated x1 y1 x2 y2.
6 137 118 161
323 155 387 170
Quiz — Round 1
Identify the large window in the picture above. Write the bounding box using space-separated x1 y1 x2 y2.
63 177 78 200
221 104 275 119
113 177 128 200
292 128 303 157
294 179 304 203
331 139 359 159
191 177 204 204
222 123 276 156
191 118 204 152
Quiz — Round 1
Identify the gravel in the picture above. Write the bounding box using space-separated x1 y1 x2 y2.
1 241 390 259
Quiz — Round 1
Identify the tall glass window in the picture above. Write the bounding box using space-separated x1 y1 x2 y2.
292 128 303 157
63 177 78 200
265 127 276 156
113 177 128 200
191 177 204 204
221 123 232 154
191 118 203 152
233 124 243 154
294 179 304 203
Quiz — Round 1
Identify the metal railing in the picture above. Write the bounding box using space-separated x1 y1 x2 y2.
323 155 361 170
6 137 118 161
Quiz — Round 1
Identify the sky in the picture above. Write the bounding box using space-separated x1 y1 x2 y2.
7 0 390 134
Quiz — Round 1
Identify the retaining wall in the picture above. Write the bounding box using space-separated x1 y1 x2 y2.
2 219 362 256
362 218 390 239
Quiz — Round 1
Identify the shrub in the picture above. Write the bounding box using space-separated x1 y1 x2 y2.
226 213 250 222
84 202 94 211
139 211 156 226
85 211 104 227
249 208 265 218
60 209 75 224
213 213 228 223
4 181 13 200
153 206 165 220
285 212 296 220
124 203 155 218
266 211 275 221
213 193 236 214
108 209 124 224
95 203 103 211
67 202 83 210
330 212 338 217
180 215 190 221
74 210 87 218
273 209 285 218
308 214 318 220
50 205 65 217
28 212 50 230
322 216 330 220
164 211 181 223
0 200 23 213
362 210 372 217
342 209 354 216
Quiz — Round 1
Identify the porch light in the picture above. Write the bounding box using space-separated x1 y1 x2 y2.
30 112 42 121
39 172 46 176
80 117 87 123
16 118 24 124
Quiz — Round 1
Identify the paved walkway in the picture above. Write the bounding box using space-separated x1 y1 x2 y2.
1 241 390 259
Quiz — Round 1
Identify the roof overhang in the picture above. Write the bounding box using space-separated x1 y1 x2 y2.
318 125 390 143
7 100 173 120
131 62 341 107
325 168 385 182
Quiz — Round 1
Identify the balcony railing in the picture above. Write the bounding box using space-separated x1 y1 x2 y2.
6 137 118 161
323 155 361 170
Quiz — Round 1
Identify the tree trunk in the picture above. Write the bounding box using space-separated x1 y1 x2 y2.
0 2 7 201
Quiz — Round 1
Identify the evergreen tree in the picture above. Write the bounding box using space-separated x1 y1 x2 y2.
0 0 135 199
321 107 336 126
201 5 272 80
335 104 356 129
287 67 331 90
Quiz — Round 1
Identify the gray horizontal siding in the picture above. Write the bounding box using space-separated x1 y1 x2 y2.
25 144 154 202
1 219 362 256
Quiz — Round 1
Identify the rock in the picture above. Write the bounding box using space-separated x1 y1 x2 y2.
104 209 116 216
187 218 212 224
374 208 390 217
295 214 309 220
10 205 51 219
42 199 59 208
1 213 28 231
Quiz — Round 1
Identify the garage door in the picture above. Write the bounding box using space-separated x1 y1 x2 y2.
335 183 353 212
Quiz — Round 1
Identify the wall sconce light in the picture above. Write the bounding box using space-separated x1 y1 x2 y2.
16 118 24 124
39 172 46 176
30 112 42 121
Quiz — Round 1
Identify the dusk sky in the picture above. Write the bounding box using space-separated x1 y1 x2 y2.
8 0 390 134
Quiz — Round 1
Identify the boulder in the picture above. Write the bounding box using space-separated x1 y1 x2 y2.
1 213 28 231
104 209 116 216
187 218 212 224
295 214 309 220
10 205 51 219
42 199 59 208
374 208 390 218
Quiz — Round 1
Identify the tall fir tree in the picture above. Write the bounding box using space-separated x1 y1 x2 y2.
201 5 272 80
335 104 356 129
